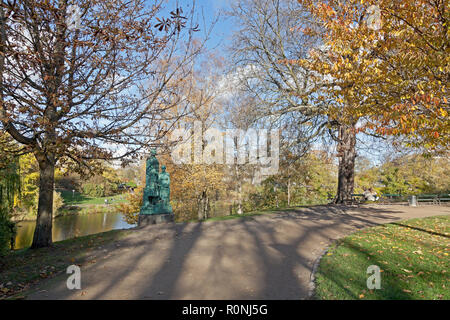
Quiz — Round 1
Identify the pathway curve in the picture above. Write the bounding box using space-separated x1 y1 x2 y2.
27 205 450 299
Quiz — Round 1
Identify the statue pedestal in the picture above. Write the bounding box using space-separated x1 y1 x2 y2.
138 213 174 226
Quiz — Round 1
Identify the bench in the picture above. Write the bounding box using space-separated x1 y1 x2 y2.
417 194 439 205
380 193 402 204
437 194 450 205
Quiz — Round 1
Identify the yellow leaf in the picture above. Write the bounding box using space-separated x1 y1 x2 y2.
402 268 412 273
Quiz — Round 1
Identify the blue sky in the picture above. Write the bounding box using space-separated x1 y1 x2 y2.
166 0 235 52
158 1 392 167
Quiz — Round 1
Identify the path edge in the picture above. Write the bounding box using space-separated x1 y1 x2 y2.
307 241 336 300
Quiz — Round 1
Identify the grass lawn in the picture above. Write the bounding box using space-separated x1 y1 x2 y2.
59 189 128 205
0 229 133 299
315 215 449 300
184 205 313 223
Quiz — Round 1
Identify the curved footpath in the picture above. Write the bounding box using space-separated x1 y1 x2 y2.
27 205 449 300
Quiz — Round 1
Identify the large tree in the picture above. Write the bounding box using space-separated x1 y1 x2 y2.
227 0 363 203
297 0 449 151
230 0 448 203
0 0 206 248
294 0 449 199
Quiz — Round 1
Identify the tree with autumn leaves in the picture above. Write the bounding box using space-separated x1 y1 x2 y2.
167 57 226 221
228 0 364 203
117 55 227 222
0 0 207 248
298 0 448 143
295 0 448 198
229 0 447 203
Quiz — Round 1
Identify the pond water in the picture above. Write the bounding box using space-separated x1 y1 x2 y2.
14 212 136 249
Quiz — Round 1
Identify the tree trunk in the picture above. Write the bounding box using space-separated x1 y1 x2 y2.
235 164 243 215
197 190 209 221
287 177 291 207
237 178 243 215
31 155 55 249
335 124 357 204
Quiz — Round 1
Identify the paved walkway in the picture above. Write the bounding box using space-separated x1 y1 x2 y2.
27 205 449 299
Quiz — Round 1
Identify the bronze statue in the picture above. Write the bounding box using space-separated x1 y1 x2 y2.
140 149 173 215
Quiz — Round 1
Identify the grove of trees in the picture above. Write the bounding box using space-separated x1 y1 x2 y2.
226 0 448 203
1 0 448 249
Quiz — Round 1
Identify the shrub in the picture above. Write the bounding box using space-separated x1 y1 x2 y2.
30 190 65 216
116 187 142 224
0 209 16 256
82 183 105 197
53 191 64 214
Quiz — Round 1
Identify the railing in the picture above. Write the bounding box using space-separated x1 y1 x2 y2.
379 194 404 204
342 193 449 205
417 194 450 205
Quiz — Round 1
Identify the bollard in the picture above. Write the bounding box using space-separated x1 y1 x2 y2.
408 195 417 207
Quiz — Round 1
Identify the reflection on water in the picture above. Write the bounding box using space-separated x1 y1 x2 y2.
15 212 136 249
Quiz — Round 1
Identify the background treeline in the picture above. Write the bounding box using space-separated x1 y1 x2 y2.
1 148 140 222
2 132 449 228
240 153 450 214
2 132 449 254
119 150 450 224
354 154 450 196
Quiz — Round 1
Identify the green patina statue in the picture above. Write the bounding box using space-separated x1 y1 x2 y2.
140 149 173 215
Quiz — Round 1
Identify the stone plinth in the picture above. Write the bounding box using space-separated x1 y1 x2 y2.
138 213 174 226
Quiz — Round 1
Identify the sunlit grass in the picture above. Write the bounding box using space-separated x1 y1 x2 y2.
315 215 449 300
59 189 127 205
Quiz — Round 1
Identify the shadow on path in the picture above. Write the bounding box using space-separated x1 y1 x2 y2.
25 205 449 299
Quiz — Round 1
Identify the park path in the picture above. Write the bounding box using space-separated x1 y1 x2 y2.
27 205 450 300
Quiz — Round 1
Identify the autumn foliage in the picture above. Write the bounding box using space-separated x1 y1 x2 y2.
297 0 449 150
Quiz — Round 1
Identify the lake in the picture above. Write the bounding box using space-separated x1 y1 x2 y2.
14 212 136 249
